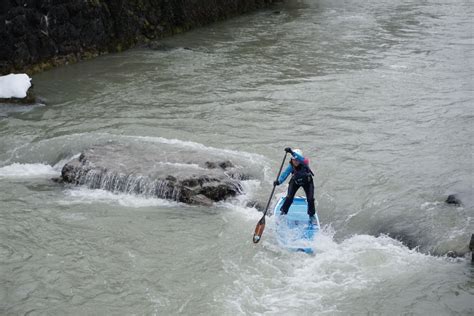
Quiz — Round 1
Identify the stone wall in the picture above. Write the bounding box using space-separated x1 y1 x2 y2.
0 0 275 74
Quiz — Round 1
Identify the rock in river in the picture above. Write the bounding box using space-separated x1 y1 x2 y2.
445 194 462 206
59 142 255 206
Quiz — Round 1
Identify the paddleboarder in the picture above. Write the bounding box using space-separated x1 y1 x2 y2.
274 147 316 223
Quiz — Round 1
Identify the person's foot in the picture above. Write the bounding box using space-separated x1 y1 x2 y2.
309 215 316 225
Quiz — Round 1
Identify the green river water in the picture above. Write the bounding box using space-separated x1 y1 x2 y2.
1 0 473 314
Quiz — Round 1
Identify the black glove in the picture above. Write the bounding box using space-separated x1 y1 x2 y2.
273 180 279 186
284 147 293 153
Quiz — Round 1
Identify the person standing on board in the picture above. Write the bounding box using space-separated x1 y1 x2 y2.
274 147 316 223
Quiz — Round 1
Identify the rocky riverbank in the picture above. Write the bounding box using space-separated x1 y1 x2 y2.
0 0 276 74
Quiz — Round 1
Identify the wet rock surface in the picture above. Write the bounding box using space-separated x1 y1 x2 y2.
470 234 474 262
0 89 38 105
445 194 462 206
59 142 256 205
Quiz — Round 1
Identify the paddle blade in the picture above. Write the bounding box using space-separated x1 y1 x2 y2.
252 217 266 243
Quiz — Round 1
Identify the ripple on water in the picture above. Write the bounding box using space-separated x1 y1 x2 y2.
0 240 33 264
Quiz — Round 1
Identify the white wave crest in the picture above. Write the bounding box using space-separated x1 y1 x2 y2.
0 163 58 178
130 135 267 162
60 187 177 208
0 154 79 178
219 228 456 315
158 162 204 170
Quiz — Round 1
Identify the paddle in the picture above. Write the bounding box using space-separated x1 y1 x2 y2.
252 152 288 243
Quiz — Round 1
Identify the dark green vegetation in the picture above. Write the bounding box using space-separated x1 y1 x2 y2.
0 0 276 74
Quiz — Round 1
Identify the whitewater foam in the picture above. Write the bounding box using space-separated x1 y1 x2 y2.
130 135 267 161
157 162 204 170
0 154 79 178
60 187 178 208
217 179 264 220
220 228 460 315
0 163 58 178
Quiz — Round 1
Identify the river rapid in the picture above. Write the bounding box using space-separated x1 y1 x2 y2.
1 0 473 314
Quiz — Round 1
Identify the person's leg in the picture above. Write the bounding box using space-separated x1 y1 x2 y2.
303 180 315 216
280 180 299 214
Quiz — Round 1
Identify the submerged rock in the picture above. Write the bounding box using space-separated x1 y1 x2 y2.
246 200 265 212
377 230 420 250
147 42 175 51
470 234 474 262
0 90 37 104
446 251 459 258
374 225 473 258
445 194 462 206
59 143 255 206
205 160 234 169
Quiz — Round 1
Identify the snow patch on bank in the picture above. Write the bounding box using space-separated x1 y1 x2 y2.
0 74 31 99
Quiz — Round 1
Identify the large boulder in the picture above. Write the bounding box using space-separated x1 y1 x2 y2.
59 142 254 206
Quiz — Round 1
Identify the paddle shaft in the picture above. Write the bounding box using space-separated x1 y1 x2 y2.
262 152 288 217
252 152 288 243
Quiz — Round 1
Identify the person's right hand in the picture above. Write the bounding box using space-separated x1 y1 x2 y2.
284 147 292 153
273 180 279 186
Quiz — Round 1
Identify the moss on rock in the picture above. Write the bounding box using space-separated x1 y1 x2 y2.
1 0 277 74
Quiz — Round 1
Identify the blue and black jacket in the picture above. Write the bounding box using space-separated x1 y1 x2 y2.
277 152 314 185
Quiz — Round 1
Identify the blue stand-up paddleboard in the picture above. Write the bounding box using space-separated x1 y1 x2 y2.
274 196 320 254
